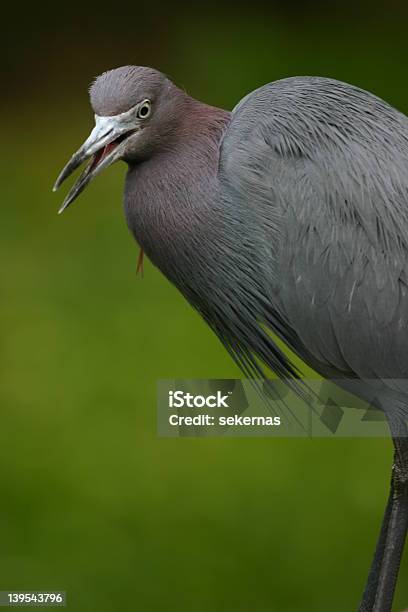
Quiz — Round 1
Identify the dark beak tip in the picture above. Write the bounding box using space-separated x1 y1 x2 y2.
53 173 64 193
57 199 71 215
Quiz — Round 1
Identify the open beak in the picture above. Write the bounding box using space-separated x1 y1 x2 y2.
53 114 138 214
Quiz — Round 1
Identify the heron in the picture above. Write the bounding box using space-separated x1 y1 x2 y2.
54 65 408 611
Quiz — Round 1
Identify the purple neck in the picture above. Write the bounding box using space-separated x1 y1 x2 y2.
124 98 231 283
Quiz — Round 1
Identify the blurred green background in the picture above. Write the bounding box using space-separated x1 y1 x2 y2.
3 1 408 610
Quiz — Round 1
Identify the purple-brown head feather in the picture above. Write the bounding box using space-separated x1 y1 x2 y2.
89 66 169 116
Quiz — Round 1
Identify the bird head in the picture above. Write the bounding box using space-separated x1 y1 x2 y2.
53 65 185 213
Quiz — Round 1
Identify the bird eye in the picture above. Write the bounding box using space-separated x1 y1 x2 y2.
137 100 151 119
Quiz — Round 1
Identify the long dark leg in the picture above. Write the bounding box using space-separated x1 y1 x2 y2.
373 424 408 611
359 492 394 611
359 418 408 612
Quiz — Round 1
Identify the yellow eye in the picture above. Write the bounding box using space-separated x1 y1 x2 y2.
137 100 151 119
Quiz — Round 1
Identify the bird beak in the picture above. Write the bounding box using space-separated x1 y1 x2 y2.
53 114 138 214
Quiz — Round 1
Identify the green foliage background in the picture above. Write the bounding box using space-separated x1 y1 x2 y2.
2 2 408 610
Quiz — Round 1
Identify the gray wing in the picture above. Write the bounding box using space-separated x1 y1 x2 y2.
219 76 408 380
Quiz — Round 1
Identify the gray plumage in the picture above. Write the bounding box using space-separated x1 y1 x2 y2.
88 67 408 415
55 66 408 611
